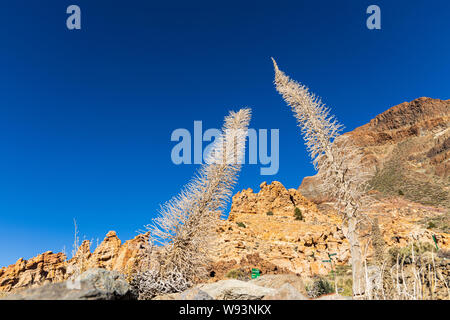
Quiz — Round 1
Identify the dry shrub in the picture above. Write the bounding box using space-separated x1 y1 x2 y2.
273 59 374 297
306 276 335 298
132 109 251 299
364 241 449 300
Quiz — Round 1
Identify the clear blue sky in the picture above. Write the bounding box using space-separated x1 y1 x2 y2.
0 0 449 267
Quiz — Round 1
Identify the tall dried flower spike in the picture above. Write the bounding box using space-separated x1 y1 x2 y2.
134 108 251 299
272 58 372 298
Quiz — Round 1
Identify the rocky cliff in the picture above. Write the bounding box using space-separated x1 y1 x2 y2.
209 181 449 281
300 97 450 208
0 231 149 293
1 181 449 293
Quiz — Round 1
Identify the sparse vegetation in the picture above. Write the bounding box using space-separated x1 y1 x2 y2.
421 214 450 234
71 218 80 259
306 276 334 298
371 218 387 266
364 241 450 300
236 222 246 228
294 207 303 221
334 265 353 296
323 265 353 297
68 218 89 278
387 241 434 265
335 277 353 297
368 140 449 209
225 268 249 280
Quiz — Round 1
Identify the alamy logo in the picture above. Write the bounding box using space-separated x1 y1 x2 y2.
66 5 81 30
366 5 381 30
170 121 279 175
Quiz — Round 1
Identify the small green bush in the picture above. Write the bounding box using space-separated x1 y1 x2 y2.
225 268 249 280
398 190 404 196
236 222 246 228
427 221 436 229
294 207 303 221
306 276 334 298
266 211 273 216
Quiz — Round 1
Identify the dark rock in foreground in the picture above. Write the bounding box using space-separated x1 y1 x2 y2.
3 268 133 300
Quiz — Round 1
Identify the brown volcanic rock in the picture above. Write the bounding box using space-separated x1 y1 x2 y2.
208 253 293 281
357 97 448 137
229 181 318 222
0 252 67 293
110 232 151 274
0 232 149 293
299 98 450 207
87 231 122 270
211 181 450 283
1 182 449 294
211 181 348 280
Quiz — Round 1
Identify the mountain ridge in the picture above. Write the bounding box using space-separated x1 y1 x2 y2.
1 97 449 293
300 97 450 208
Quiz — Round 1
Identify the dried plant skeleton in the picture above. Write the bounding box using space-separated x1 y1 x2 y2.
272 58 373 298
134 108 251 299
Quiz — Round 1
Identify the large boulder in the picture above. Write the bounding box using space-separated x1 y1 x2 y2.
178 287 214 300
196 279 276 300
315 293 352 300
250 274 306 296
3 268 133 300
153 288 214 300
262 283 308 300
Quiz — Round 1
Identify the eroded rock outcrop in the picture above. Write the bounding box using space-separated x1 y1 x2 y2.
0 232 149 293
229 181 318 221
0 251 67 293
211 181 348 279
211 181 450 282
1 182 449 294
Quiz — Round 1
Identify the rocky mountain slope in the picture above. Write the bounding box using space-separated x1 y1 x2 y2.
209 181 449 280
2 181 448 293
1 97 449 294
300 97 450 208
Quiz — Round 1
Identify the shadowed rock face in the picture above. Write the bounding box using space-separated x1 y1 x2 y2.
3 269 133 300
299 97 450 208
